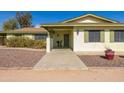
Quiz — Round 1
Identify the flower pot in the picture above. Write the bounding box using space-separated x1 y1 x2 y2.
105 49 115 60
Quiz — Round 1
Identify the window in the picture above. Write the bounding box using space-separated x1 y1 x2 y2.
89 30 100 42
14 34 22 36
35 34 47 40
114 30 124 42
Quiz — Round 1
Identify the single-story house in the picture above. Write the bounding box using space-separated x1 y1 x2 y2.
42 14 124 52
0 27 47 45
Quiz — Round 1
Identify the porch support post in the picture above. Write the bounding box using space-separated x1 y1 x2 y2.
73 27 79 52
105 29 110 43
104 29 110 49
46 33 51 52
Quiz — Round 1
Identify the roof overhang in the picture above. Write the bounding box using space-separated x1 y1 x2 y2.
42 23 124 31
42 23 124 27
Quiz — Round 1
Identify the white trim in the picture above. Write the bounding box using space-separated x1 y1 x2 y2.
62 14 118 23
46 35 51 52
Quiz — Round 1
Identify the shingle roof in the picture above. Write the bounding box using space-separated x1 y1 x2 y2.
0 27 48 34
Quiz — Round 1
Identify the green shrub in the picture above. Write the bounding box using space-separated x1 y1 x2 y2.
33 40 46 49
5 36 46 49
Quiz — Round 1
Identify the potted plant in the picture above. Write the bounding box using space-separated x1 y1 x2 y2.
105 48 115 60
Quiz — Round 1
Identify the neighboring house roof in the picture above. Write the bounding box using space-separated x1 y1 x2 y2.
61 14 118 23
0 27 48 34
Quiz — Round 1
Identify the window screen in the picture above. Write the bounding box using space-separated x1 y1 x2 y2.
35 34 47 40
114 30 124 42
89 30 100 42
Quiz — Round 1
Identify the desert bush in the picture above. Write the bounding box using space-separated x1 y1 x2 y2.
33 40 46 49
5 36 46 49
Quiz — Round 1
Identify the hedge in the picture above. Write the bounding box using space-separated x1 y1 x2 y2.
5 36 46 49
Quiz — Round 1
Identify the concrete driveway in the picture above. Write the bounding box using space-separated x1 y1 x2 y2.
34 49 88 70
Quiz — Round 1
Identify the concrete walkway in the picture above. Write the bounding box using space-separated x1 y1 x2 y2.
34 49 88 70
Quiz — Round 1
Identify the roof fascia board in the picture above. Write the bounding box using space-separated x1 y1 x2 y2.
62 14 118 23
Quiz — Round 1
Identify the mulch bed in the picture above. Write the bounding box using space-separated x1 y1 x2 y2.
78 55 124 67
0 49 45 68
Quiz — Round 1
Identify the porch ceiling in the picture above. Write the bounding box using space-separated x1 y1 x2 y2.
42 26 73 31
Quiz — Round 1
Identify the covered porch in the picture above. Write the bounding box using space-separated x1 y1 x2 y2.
45 26 73 52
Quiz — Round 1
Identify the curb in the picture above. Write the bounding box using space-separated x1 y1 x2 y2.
89 67 124 69
33 67 88 71
0 47 46 52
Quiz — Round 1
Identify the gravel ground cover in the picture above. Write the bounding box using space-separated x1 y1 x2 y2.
78 55 124 67
0 49 45 68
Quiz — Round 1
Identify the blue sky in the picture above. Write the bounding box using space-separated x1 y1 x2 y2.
0 11 124 30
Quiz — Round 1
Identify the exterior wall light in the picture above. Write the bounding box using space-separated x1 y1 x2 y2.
77 29 79 35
